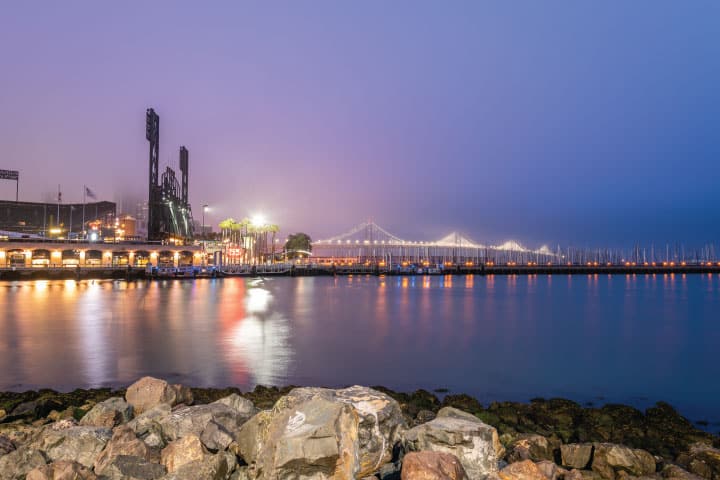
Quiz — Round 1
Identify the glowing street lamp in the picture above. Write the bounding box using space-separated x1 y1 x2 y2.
201 204 209 239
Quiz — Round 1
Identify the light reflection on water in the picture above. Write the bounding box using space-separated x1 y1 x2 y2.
1 275 719 424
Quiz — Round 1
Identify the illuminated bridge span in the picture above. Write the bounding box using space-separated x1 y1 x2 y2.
313 221 556 265
313 221 720 268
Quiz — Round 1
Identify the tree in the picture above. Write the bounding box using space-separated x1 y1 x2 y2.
285 233 312 259
219 218 235 241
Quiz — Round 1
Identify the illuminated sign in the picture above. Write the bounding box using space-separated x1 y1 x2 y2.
0 170 19 180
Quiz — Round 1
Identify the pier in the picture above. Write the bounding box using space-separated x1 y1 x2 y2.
0 239 201 279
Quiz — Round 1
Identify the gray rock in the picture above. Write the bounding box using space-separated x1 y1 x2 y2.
101 455 167 480
415 409 437 425
236 397 357 479
561 444 594 470
200 420 235 452
127 404 172 448
159 403 252 445
0 434 15 456
33 425 112 468
80 397 134 428
213 394 257 418
591 443 655 480
436 407 482 423
378 460 402 480
404 414 500 479
236 385 405 479
437 407 506 459
0 445 48 480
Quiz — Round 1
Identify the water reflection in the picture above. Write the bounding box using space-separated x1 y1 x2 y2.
0 275 719 424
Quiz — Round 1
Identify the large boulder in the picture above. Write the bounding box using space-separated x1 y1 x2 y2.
127 404 173 449
80 397 134 428
437 407 505 459
236 397 358 479
405 408 500 479
401 451 469 480
158 402 253 449
201 420 235 452
561 444 594 470
498 460 547 480
93 425 155 475
33 426 112 469
676 443 720 480
100 455 167 480
161 434 207 473
0 445 48 480
26 460 98 480
506 434 557 463
213 394 258 418
590 443 655 480
236 385 405 479
125 377 193 415
161 452 236 480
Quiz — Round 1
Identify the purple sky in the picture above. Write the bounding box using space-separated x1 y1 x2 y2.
1 1 719 247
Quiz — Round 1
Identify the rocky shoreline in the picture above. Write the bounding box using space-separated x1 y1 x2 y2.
1 378 718 479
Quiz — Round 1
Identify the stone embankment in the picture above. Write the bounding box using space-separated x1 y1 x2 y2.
1 377 719 479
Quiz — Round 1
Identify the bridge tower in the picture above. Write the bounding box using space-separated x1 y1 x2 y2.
146 108 160 240
179 146 189 206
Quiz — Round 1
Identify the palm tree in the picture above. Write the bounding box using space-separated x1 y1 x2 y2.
267 224 279 262
218 218 235 242
230 220 243 245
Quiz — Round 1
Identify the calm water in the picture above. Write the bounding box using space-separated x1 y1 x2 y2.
1 274 719 425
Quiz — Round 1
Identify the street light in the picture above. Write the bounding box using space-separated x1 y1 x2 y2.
202 205 209 240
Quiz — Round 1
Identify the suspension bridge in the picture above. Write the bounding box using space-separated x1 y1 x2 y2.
310 221 720 273
313 221 557 266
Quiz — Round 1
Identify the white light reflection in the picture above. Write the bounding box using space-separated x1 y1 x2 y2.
228 312 291 386
246 287 271 313
78 280 110 387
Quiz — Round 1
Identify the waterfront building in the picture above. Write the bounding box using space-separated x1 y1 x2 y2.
0 199 116 238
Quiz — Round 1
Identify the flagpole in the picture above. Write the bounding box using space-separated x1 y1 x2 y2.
82 185 86 240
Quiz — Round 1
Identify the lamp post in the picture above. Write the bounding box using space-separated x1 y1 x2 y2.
201 204 209 266
201 204 208 240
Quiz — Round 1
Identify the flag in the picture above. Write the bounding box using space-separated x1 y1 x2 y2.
85 187 97 200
